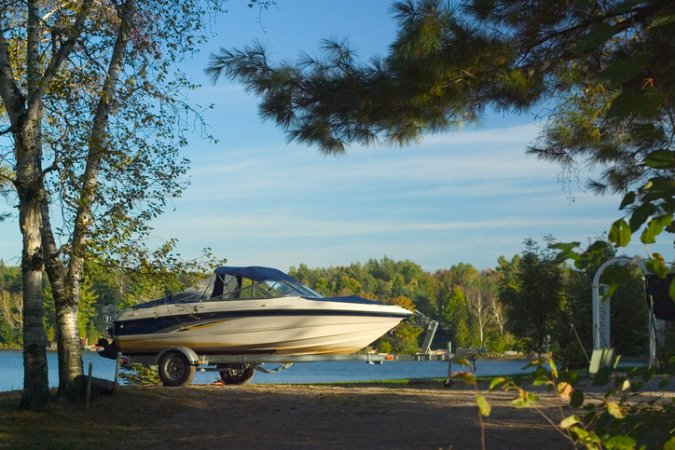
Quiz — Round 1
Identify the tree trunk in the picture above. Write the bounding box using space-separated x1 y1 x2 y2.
16 117 50 409
42 201 84 397
16 0 50 408
42 0 133 399
18 215 50 409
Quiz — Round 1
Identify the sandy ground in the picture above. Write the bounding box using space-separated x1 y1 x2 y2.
124 383 578 450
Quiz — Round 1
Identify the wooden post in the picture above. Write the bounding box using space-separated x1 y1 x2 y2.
86 363 93 409
113 353 121 391
444 341 453 387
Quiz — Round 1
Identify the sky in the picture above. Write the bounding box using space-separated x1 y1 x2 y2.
0 0 671 272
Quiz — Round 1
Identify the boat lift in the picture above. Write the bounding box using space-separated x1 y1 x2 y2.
113 320 482 387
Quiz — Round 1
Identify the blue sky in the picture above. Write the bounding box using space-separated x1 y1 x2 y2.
0 1 671 272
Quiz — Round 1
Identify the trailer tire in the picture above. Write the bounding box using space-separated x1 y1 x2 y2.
158 350 196 387
218 364 254 385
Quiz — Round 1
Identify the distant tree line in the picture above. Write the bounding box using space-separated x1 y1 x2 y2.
289 239 657 364
0 238 668 365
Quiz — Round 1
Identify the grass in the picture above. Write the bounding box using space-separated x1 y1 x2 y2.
0 387 187 449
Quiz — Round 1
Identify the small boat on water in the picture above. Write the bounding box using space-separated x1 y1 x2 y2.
102 266 412 358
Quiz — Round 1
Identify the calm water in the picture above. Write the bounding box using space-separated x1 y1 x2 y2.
0 350 534 392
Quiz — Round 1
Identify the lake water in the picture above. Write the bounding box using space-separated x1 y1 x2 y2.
0 350 534 392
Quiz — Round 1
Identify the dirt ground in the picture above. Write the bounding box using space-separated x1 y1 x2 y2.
122 383 576 450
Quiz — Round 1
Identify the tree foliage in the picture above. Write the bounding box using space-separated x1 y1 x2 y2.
0 0 224 406
208 0 673 184
500 239 565 354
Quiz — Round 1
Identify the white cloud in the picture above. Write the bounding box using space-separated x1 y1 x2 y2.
154 212 613 241
182 123 561 205
421 123 541 146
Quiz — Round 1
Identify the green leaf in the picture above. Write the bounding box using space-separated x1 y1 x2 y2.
618 378 630 392
476 394 491 417
645 254 669 278
644 150 675 169
560 415 580 429
619 191 636 210
489 376 507 390
640 215 672 244
602 283 618 301
608 219 631 247
570 389 584 408
603 435 636 449
511 391 539 408
649 14 675 29
533 374 551 386
640 176 675 198
546 357 559 379
606 401 624 419
551 242 580 251
570 426 592 442
664 436 675 450
551 241 581 264
629 202 656 232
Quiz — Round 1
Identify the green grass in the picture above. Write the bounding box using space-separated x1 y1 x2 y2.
0 387 186 450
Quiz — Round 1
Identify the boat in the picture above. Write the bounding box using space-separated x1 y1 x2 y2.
101 266 413 358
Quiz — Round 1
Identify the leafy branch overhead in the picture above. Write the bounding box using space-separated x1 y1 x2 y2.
209 0 673 187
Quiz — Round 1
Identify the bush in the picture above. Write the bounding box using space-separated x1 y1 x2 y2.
483 356 675 449
118 363 160 385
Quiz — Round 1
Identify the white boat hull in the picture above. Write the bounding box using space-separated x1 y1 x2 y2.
113 296 410 356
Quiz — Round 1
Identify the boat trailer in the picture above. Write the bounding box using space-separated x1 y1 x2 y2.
112 320 482 387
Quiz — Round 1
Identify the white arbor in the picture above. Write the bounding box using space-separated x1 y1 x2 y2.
592 256 667 368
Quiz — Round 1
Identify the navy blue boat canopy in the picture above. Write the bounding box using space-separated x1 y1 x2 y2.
214 266 297 283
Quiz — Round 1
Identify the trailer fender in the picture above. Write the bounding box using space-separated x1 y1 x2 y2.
157 346 201 366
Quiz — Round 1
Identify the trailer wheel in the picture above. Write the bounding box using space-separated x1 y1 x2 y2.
218 364 254 385
158 350 196 387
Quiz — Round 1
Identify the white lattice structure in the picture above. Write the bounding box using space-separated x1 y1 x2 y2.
592 256 664 368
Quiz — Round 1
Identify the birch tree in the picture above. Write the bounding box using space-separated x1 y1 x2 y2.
0 0 93 408
463 270 500 349
1 0 223 406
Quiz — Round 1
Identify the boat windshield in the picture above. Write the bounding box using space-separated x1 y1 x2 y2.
206 274 322 300
263 280 322 298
